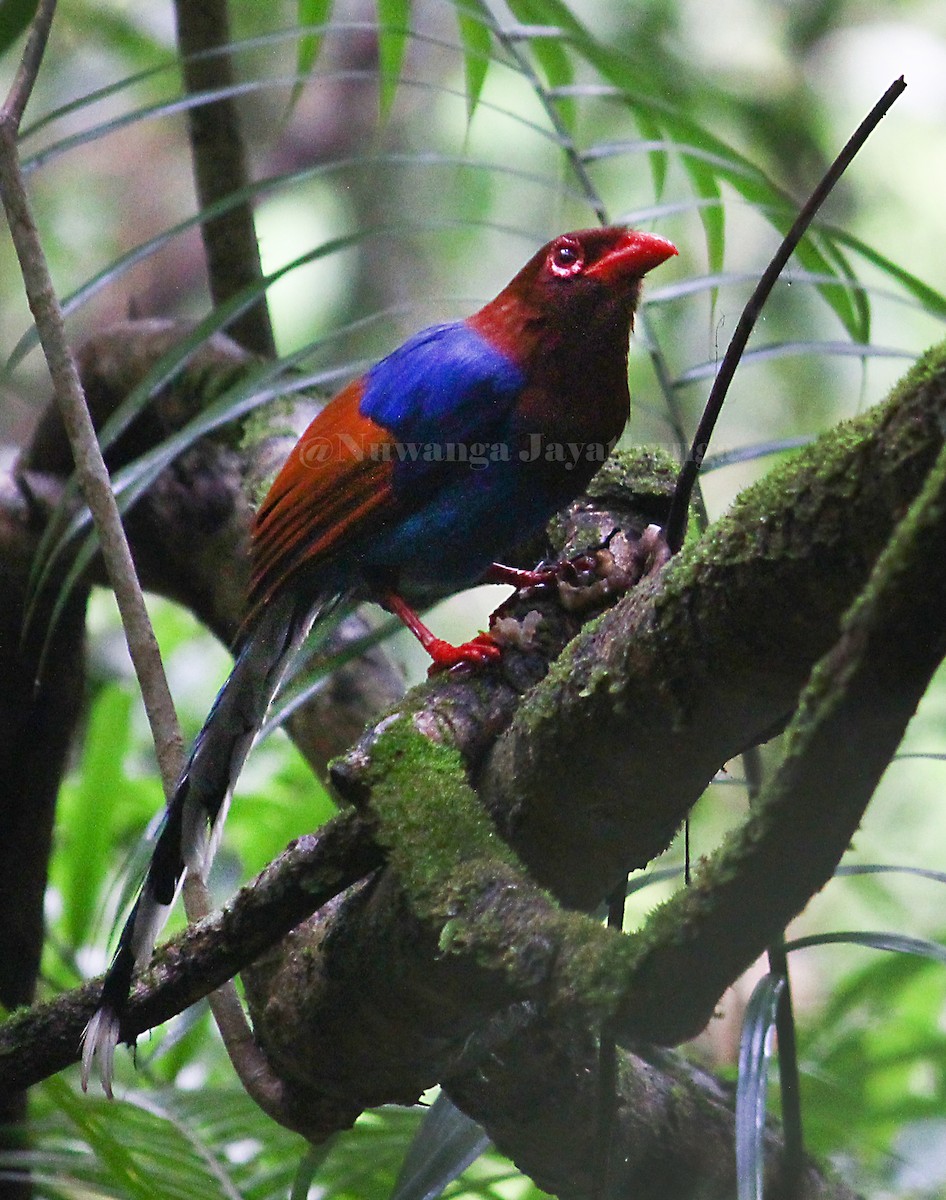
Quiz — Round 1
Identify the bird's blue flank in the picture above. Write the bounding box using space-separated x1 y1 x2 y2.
360 323 524 445
360 466 558 588
355 323 537 585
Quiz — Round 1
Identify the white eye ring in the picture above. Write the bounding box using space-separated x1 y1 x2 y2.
549 240 584 277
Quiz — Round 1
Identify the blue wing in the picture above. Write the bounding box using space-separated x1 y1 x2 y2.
359 322 524 446
354 324 562 588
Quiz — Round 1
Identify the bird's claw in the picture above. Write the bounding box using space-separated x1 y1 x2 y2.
426 631 502 675
633 523 672 575
553 524 671 613
490 532 630 599
484 561 560 590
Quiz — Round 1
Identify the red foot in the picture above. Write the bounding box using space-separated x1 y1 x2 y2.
426 632 502 675
379 590 503 673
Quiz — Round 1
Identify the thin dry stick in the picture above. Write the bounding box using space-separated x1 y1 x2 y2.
0 0 184 796
664 74 908 552
661 77 907 1184
180 873 304 1127
0 3 287 1105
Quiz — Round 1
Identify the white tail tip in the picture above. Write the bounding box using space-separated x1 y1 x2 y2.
81 1006 120 1098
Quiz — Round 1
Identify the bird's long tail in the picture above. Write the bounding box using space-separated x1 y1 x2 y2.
81 586 326 1094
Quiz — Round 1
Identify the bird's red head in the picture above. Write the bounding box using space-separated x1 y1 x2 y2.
538 227 678 285
468 226 677 362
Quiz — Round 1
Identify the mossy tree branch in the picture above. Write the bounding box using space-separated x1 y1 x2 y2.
477 345 946 906
443 1026 854 1200
3 327 945 1194
614 430 946 1045
0 812 382 1098
244 342 946 1167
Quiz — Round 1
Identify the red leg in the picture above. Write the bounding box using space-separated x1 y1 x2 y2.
381 591 501 672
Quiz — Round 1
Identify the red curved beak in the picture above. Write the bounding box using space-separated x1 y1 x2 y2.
588 229 678 282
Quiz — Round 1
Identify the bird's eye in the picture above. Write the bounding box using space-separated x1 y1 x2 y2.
549 239 584 277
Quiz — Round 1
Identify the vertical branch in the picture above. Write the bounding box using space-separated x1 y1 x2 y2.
174 0 276 358
0 0 183 1153
0 0 184 795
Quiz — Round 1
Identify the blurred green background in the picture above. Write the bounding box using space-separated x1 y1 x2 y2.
4 0 946 1196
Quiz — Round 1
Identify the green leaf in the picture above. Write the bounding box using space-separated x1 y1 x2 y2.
506 0 577 133
736 973 785 1200
679 155 724 274
297 0 334 76
796 941 946 1161
290 0 335 116
453 0 493 119
583 134 871 337
495 2 871 338
377 0 411 119
673 341 915 387
795 228 869 344
826 224 946 322
59 685 135 947
636 110 670 198
0 0 38 59
44 1080 168 1200
391 1093 490 1200
787 931 946 978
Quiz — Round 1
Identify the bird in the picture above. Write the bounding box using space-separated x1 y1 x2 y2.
81 226 677 1092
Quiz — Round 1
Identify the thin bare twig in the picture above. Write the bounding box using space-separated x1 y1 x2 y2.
181 873 298 1127
665 75 908 552
0 0 184 794
0 813 383 1094
1 4 272 1104
3 0 55 128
